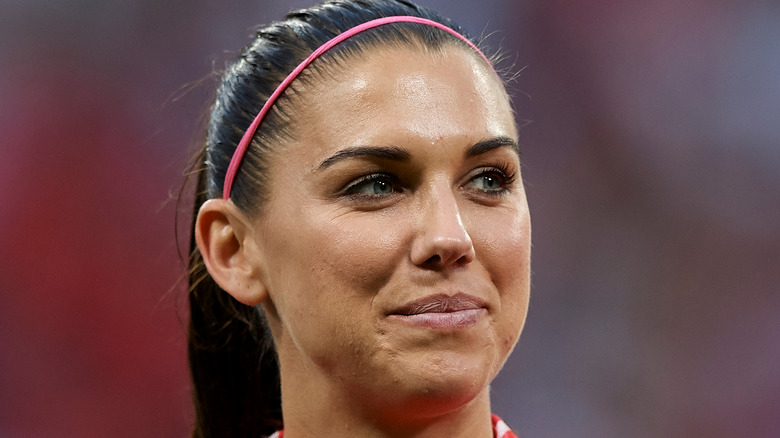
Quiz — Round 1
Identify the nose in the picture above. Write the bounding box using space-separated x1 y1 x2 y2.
410 187 475 269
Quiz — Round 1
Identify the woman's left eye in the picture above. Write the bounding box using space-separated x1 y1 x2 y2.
464 168 515 195
470 174 503 191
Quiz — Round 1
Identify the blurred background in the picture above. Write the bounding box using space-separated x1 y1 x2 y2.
1 0 778 437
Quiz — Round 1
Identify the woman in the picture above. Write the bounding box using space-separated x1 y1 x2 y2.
186 1 531 437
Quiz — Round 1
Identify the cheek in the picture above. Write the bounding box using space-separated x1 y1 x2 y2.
470 202 531 283
469 206 531 343
309 212 410 293
268 209 411 340
274 212 413 372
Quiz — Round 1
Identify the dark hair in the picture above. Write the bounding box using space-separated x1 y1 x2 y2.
186 1 499 437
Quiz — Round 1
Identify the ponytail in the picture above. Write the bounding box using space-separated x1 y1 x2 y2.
186 150 282 437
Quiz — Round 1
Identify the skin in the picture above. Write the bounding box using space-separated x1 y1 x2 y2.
196 44 531 438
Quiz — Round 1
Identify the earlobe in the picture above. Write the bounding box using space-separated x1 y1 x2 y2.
194 199 269 305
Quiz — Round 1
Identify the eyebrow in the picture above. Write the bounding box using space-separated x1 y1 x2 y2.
465 136 520 159
318 146 411 170
317 136 519 170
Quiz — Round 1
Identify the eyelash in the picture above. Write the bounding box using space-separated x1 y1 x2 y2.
341 161 518 200
465 161 517 198
343 173 401 200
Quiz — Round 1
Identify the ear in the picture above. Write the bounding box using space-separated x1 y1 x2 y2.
194 199 269 305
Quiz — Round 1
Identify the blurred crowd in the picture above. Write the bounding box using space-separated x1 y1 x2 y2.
1 0 778 437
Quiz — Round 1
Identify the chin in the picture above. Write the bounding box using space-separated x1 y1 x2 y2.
368 350 497 419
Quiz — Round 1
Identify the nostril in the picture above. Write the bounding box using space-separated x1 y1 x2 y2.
416 254 444 270
419 252 471 269
425 254 442 265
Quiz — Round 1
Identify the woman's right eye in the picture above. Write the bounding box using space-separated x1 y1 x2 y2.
343 173 401 197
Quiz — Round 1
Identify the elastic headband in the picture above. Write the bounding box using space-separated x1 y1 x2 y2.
223 15 494 200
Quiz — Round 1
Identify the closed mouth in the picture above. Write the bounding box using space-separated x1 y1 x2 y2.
391 292 486 315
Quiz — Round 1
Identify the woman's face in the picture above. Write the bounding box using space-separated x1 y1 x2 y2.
248 45 530 417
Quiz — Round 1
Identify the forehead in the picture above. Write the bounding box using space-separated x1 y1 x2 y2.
285 45 517 164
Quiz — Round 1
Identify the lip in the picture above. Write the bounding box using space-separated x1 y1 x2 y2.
388 293 487 329
392 292 486 315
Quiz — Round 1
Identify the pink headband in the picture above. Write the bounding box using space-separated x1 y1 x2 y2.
223 15 494 200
